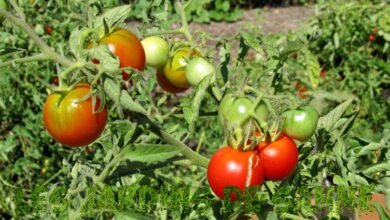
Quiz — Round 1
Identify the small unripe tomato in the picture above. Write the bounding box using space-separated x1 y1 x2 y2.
163 47 200 88
185 57 216 87
282 106 319 142
141 36 169 68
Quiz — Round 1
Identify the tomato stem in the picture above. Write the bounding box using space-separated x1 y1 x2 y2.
0 8 75 67
0 53 49 68
175 2 194 44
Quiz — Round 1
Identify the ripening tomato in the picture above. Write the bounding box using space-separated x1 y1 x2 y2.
163 47 200 88
185 57 216 87
282 106 319 142
43 84 107 147
156 68 187 94
207 146 263 200
45 25 53 35
98 28 145 80
258 134 298 181
141 36 169 68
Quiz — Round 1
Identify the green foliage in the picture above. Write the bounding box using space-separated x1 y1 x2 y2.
0 0 389 219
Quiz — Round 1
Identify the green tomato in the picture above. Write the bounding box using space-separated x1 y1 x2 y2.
141 36 169 68
219 94 269 128
283 106 319 142
185 57 215 87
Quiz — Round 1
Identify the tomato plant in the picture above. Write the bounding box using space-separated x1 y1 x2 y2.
163 47 199 88
258 134 298 181
99 28 145 80
207 146 263 200
156 68 188 93
185 57 216 86
43 84 107 147
218 94 269 128
282 106 319 142
141 36 169 68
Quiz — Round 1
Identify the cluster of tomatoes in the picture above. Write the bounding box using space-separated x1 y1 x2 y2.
43 28 215 147
207 94 319 200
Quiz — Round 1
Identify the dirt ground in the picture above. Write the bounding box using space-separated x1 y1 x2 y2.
188 6 315 38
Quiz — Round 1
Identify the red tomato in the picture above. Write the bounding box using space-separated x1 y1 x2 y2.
45 25 53 34
290 52 298 59
295 82 307 99
51 76 59 86
43 84 107 147
156 69 187 94
320 69 327 78
258 134 298 181
98 28 145 80
207 147 264 200
368 34 375 42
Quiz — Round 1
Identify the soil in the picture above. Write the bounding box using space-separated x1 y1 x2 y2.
188 6 315 38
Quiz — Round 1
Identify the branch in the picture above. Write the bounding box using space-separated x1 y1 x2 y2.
0 53 49 68
0 8 75 67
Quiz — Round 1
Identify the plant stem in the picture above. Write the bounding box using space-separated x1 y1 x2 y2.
175 2 193 44
0 53 49 68
0 9 74 67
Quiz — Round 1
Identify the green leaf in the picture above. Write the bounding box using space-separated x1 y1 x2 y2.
333 175 348 186
370 202 390 220
356 142 383 157
318 99 353 131
114 211 155 220
120 91 147 115
304 50 320 89
88 45 120 70
94 5 132 30
363 162 390 176
182 75 212 131
104 78 121 103
124 144 182 163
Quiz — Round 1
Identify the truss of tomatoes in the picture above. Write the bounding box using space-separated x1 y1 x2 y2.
208 99 319 200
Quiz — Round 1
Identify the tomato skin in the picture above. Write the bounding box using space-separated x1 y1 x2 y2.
218 94 269 128
141 36 169 68
368 34 375 42
99 28 145 79
207 146 263 200
43 84 107 147
283 106 319 142
163 47 199 88
258 134 298 181
156 68 187 94
185 57 216 87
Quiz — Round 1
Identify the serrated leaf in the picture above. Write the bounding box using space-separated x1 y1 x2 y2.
104 78 121 103
124 144 182 163
363 162 390 176
333 175 348 186
241 33 263 54
69 28 83 58
356 143 383 157
182 75 212 131
304 51 320 89
94 5 132 30
88 45 119 70
120 91 147 115
318 99 353 131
